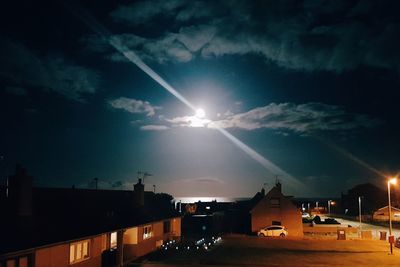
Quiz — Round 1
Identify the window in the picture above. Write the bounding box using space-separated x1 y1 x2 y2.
1 255 32 267
268 226 283 230
270 198 280 207
69 240 90 264
143 225 152 239
110 232 117 249
163 220 171 234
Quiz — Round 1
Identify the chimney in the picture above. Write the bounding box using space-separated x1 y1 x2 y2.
133 178 144 206
260 187 265 196
8 165 33 216
276 181 282 193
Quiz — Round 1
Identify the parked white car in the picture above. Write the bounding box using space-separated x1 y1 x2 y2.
258 225 288 237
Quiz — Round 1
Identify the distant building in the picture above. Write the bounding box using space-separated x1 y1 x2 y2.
0 166 181 267
373 206 400 222
250 182 303 237
341 183 387 216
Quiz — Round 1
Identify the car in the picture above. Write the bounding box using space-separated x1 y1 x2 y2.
258 225 288 238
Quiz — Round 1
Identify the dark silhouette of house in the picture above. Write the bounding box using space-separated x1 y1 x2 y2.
341 183 388 216
0 166 181 267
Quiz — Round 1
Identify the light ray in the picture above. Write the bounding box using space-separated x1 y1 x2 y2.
314 136 385 178
214 127 306 190
62 2 305 191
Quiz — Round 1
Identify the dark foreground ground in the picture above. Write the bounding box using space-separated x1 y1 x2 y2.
127 235 400 267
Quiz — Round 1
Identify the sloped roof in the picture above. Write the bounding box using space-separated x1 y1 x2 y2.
250 186 288 213
375 205 400 212
1 187 180 255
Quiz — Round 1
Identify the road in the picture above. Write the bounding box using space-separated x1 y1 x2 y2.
321 215 400 239
127 236 400 267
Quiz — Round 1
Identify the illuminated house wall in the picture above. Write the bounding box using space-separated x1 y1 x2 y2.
123 217 181 261
251 183 303 237
373 206 400 222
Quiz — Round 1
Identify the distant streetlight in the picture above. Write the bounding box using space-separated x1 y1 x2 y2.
387 177 397 255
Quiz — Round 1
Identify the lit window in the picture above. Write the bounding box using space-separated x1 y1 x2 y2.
143 225 152 239
110 232 117 249
69 240 90 264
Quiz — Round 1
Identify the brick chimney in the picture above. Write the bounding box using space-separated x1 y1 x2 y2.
8 165 33 216
133 178 144 206
276 181 282 193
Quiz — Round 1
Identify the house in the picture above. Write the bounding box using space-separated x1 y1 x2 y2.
250 182 303 237
0 166 181 267
373 206 400 222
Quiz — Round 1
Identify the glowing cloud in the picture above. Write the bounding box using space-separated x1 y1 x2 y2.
64 2 305 192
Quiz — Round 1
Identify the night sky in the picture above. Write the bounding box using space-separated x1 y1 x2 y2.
1 0 400 198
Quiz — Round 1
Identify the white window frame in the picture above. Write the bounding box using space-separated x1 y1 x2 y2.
110 232 117 249
69 239 90 264
143 225 153 240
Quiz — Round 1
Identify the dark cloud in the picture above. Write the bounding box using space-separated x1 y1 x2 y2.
4 86 27 96
110 0 219 25
109 97 161 116
0 37 99 101
93 0 400 72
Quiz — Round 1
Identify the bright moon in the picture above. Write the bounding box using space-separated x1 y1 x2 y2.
195 108 206 118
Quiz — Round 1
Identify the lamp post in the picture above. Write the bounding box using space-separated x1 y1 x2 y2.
358 196 362 227
387 177 397 255
358 196 362 236
328 200 332 214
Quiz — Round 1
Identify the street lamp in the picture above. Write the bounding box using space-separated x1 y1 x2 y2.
328 200 331 214
358 196 362 236
358 196 362 226
387 177 397 255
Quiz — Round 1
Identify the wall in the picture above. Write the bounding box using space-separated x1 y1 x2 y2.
171 218 181 237
372 207 400 222
251 188 303 237
123 217 181 262
35 234 106 267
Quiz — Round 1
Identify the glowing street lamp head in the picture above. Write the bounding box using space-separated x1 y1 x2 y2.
389 177 397 185
195 108 206 119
